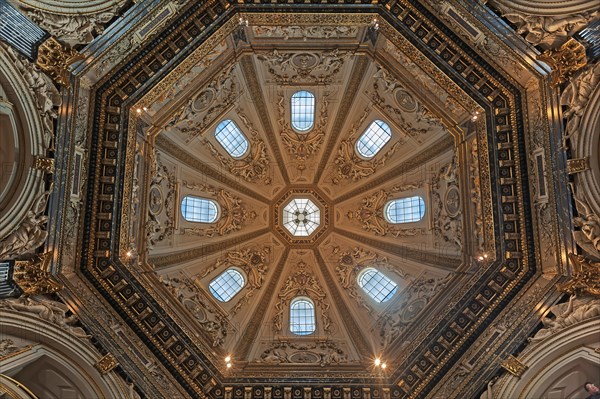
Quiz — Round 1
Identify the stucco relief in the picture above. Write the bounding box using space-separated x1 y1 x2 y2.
257 49 351 85
18 2 126 46
432 159 463 250
203 108 272 184
272 261 332 336
162 275 229 347
469 139 485 254
252 25 359 40
370 65 448 144
332 246 411 315
198 247 270 317
347 186 427 238
489 2 599 48
528 295 600 343
257 340 351 366
164 64 238 142
146 151 175 249
331 107 401 184
180 180 257 238
0 189 50 259
378 273 452 349
0 296 90 339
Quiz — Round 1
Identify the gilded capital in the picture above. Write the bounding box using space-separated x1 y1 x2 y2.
538 38 587 87
13 252 62 296
36 37 85 88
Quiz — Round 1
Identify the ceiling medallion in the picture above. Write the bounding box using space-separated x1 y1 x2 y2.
274 189 329 245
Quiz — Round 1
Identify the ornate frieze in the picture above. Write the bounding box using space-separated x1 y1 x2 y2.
257 49 352 85
272 261 332 336
199 247 271 316
146 151 175 249
430 159 463 250
252 25 359 40
180 181 256 237
257 340 351 366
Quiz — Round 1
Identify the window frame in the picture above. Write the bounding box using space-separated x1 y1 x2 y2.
357 268 398 304
181 195 220 223
208 267 246 302
214 119 250 159
384 195 426 224
289 296 316 336
355 119 392 159
290 90 316 133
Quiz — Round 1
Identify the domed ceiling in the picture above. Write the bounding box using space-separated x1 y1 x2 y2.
57 1 562 398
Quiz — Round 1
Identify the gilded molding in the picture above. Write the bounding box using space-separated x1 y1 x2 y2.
567 157 590 174
538 38 587 87
13 253 63 295
501 355 528 378
94 353 119 375
36 37 84 88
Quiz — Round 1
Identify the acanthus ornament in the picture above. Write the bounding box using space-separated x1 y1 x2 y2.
36 37 85 88
257 49 351 85
277 91 328 171
332 107 401 184
347 184 426 237
332 246 411 315
538 38 587 87
13 252 63 296
204 108 272 184
252 25 359 40
257 340 351 366
431 159 463 250
162 275 229 347
146 151 175 249
199 247 271 316
558 254 600 297
272 261 332 335
180 181 256 237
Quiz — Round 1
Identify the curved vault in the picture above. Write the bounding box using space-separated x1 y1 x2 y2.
55 2 563 398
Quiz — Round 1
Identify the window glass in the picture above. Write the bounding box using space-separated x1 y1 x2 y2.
209 269 245 302
290 91 315 132
356 120 392 158
385 196 425 223
358 268 398 303
290 297 316 335
181 196 219 223
215 119 249 158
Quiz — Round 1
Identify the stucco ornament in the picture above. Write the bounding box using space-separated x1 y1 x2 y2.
490 2 599 48
561 62 600 144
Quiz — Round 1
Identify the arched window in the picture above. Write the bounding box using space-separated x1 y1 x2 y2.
215 120 249 158
358 268 398 303
290 91 315 132
385 196 425 223
356 120 392 159
209 268 245 302
289 297 316 335
181 196 219 223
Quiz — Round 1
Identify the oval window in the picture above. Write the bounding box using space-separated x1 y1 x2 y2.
385 196 425 224
289 297 316 335
215 119 249 158
358 268 398 303
290 91 315 132
181 196 219 223
209 268 246 302
356 120 392 159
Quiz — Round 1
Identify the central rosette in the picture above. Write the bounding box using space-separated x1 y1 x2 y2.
282 198 320 236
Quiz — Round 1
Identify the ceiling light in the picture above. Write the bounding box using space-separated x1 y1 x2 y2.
381 363 387 369
225 356 231 363
374 358 381 366
226 362 232 368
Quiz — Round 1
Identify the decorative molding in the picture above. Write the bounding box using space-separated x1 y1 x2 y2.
538 38 587 86
431 159 463 250
501 355 528 378
13 252 62 295
561 62 600 145
33 156 55 174
252 25 359 40
559 254 600 297
36 37 85 88
94 353 119 375
567 157 590 174
257 340 351 366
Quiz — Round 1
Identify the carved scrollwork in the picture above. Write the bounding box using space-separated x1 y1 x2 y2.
203 108 272 184
558 254 600 297
277 91 328 171
431 159 463 250
257 340 351 366
257 49 351 85
162 275 229 347
538 38 587 87
332 246 411 315
13 252 63 296
146 151 175 249
347 185 426 237
180 181 256 237
199 247 271 316
36 37 85 88
252 25 359 40
469 139 485 253
272 261 332 335
164 64 238 142
332 107 401 184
